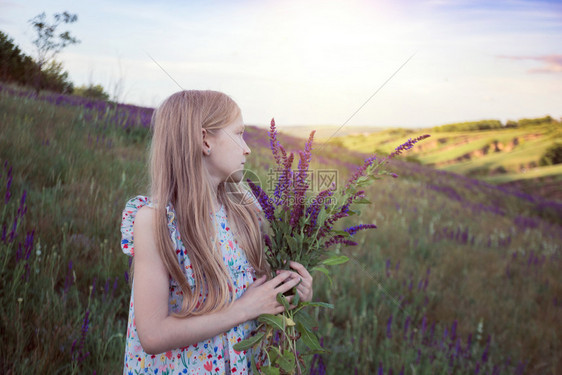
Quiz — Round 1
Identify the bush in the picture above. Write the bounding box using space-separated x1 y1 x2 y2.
73 84 110 101
518 116 554 127
432 120 503 132
539 142 562 166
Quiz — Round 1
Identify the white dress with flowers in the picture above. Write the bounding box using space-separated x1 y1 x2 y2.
121 195 261 375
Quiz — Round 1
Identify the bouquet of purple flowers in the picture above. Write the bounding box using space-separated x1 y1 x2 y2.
234 119 429 374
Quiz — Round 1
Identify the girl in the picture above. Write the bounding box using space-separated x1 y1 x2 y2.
120 90 313 374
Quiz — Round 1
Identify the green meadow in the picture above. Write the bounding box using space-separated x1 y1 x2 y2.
1 84 561 374
330 118 561 192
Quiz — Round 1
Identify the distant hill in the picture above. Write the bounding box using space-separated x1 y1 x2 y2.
326 117 562 200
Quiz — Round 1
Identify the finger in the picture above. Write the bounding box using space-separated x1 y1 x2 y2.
275 276 301 294
267 271 294 288
250 275 266 287
289 261 312 280
276 269 300 279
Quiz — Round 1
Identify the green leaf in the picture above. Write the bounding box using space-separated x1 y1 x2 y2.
277 351 296 373
251 355 260 374
294 309 317 331
261 365 280 375
321 255 349 266
354 198 372 204
276 293 290 311
285 234 298 254
292 285 300 306
258 313 285 331
311 265 330 275
356 176 369 184
301 301 334 309
233 331 265 351
296 321 322 351
267 347 279 363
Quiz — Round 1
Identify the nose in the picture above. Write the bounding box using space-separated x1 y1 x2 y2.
242 140 251 155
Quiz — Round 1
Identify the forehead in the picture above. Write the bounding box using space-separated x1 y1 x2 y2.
224 114 244 130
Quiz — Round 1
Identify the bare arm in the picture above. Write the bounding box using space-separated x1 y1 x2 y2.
132 205 301 354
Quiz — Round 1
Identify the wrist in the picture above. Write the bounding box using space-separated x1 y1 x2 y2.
231 299 250 324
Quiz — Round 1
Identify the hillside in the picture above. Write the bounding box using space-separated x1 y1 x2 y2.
1 83 561 374
328 118 562 200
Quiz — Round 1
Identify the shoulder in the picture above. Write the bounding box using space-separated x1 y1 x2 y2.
135 205 155 227
120 195 154 256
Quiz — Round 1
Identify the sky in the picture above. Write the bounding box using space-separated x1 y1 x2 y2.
1 0 561 129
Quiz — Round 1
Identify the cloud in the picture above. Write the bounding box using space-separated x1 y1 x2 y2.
498 54 562 73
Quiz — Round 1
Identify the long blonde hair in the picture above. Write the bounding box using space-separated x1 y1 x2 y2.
149 90 269 317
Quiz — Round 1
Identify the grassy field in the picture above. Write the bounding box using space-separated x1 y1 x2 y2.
1 83 561 374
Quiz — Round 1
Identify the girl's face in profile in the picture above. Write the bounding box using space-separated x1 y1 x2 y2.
205 113 251 185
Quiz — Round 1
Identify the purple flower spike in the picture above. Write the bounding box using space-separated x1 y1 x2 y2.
344 155 378 191
344 223 377 236
247 179 275 222
268 118 284 167
387 134 430 159
324 236 358 249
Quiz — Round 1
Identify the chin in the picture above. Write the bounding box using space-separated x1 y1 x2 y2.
226 172 243 183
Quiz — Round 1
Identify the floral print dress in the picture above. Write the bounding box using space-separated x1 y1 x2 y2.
121 195 261 375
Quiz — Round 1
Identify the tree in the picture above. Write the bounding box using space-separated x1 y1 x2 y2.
28 11 80 92
0 31 35 85
539 143 562 166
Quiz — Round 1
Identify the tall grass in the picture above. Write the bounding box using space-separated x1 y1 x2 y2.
1 83 560 374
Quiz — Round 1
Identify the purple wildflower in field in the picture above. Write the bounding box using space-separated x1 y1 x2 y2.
455 338 462 357
451 320 458 341
378 361 384 375
482 335 491 363
386 315 393 339
4 165 12 204
421 315 427 336
72 310 91 363
403 316 411 339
